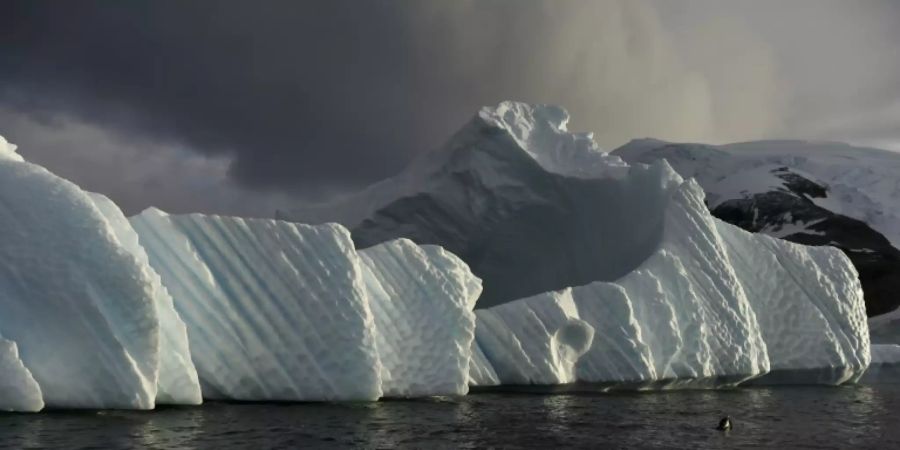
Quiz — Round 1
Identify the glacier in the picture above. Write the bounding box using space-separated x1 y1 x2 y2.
282 101 871 388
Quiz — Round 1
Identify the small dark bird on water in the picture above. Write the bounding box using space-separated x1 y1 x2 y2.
716 416 732 431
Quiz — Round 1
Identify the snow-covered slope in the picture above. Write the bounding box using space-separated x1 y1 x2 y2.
0 137 160 410
613 139 900 316
717 223 868 384
89 194 202 406
283 102 870 387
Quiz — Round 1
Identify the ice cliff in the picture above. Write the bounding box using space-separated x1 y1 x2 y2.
130 210 480 401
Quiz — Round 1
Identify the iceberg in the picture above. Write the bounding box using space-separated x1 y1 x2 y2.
0 133 482 406
130 210 383 401
129 210 482 401
282 101 870 388
0 136 160 410
0 97 876 409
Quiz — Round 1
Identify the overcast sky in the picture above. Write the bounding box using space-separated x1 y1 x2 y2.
2 0 899 216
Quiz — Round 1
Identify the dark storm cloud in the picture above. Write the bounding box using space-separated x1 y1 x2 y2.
1 0 427 194
2 0 900 215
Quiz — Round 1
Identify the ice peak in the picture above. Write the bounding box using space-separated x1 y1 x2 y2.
470 101 626 179
138 207 171 218
0 135 24 162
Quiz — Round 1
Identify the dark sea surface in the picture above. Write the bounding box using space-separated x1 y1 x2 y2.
1 384 899 449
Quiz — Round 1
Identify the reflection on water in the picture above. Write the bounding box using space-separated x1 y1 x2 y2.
1 385 899 449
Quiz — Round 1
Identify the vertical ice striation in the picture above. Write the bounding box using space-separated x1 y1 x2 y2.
130 210 483 401
130 210 383 401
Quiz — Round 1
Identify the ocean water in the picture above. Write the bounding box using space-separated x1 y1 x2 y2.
1 384 898 449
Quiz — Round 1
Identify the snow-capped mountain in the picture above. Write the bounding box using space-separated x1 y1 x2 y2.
613 139 900 316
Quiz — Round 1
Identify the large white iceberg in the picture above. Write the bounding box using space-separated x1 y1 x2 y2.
282 101 870 388
129 210 481 401
0 136 160 410
130 210 384 401
0 97 876 409
0 133 482 407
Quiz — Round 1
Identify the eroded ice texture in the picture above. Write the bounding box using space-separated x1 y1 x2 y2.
130 210 382 401
360 240 481 397
0 141 159 409
0 337 43 412
717 223 869 384
90 193 202 405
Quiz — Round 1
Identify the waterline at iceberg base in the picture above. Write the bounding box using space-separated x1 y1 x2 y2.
0 102 871 413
